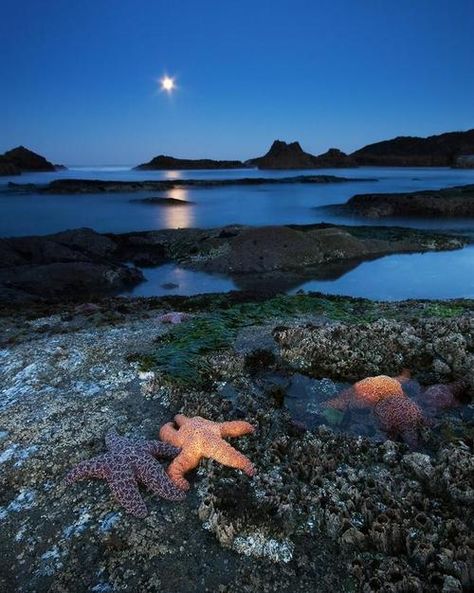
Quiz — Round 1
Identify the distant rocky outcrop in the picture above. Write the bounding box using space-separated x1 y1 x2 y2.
0 146 65 176
247 140 317 169
248 141 357 169
312 148 358 168
135 155 246 170
336 184 474 218
351 129 474 167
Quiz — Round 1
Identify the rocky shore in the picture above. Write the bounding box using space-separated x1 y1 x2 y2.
330 184 474 218
5 173 375 195
0 225 467 302
0 292 472 592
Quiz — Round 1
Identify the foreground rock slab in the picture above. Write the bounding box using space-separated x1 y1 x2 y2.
0 224 467 302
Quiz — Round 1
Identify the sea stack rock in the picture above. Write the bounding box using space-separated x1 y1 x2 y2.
248 140 318 169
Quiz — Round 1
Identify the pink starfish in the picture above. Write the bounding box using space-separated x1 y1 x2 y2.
65 430 186 518
158 312 191 325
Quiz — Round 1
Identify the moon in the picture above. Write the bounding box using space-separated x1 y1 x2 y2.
160 75 176 93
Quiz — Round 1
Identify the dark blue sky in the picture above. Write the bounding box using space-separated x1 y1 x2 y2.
1 0 473 165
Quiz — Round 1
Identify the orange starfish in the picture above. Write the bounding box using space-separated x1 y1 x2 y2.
159 415 255 490
326 375 405 410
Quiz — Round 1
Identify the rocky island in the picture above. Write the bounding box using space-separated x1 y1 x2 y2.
135 154 247 170
0 145 65 176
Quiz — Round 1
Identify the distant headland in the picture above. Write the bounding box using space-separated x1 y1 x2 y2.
1 129 474 176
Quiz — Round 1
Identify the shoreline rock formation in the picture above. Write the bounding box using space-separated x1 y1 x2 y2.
0 224 466 302
6 173 374 194
0 146 65 176
333 184 474 218
351 128 474 167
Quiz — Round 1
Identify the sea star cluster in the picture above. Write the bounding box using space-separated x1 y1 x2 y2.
65 430 186 518
159 415 255 491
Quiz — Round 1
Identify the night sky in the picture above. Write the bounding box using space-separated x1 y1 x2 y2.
1 0 473 165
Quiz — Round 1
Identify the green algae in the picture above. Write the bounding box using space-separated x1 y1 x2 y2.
125 293 474 385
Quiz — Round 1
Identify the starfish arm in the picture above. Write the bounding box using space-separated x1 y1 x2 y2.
324 388 353 410
159 422 182 447
65 456 109 484
105 430 124 450
144 439 181 459
174 414 189 427
208 440 255 477
135 456 186 501
219 420 255 438
166 450 199 491
108 467 148 518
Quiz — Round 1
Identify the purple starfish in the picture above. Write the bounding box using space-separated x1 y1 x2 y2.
65 430 186 518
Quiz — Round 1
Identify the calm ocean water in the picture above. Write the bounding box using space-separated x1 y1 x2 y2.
1 166 474 300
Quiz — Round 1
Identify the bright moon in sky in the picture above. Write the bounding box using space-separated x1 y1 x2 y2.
160 75 176 93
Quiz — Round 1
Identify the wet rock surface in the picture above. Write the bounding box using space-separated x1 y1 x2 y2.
0 294 472 592
1 224 465 303
335 184 474 218
0 228 143 303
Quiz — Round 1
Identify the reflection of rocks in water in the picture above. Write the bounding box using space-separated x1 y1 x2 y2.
229 259 371 294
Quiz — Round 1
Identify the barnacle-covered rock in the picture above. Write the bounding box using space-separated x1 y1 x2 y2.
274 316 474 392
